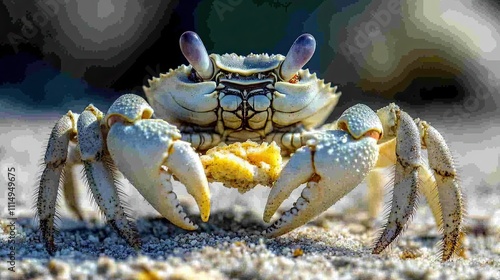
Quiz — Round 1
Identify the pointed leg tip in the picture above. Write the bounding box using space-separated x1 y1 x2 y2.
371 246 383 255
441 236 467 261
130 237 142 251
107 219 143 250
441 243 456 262
371 232 396 255
45 242 56 256
133 241 142 251
441 245 457 262
371 237 389 255
39 219 57 255
442 254 452 262
440 230 462 261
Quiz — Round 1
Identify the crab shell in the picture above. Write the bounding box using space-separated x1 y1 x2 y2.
144 52 341 141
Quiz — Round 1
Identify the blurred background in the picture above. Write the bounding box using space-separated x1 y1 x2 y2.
1 0 499 228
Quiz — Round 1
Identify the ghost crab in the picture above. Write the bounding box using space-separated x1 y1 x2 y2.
37 31 464 261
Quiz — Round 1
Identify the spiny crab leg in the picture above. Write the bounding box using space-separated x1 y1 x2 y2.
418 120 464 261
374 104 464 261
105 94 211 230
77 106 140 249
372 109 421 255
37 106 142 254
37 111 78 255
264 104 382 237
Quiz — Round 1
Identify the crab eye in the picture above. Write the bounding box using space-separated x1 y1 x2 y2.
180 31 214 80
280 33 316 82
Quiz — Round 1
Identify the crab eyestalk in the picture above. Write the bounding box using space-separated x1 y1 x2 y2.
180 31 214 80
280 33 316 82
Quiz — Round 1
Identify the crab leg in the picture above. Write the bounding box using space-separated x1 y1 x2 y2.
373 104 464 260
62 142 84 220
419 163 468 259
77 107 141 249
37 111 78 254
418 121 464 261
366 168 386 220
372 110 422 254
264 104 381 237
370 137 445 228
362 138 396 220
370 138 443 226
367 138 439 224
105 94 211 230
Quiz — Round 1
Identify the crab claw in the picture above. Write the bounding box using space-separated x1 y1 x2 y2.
264 104 382 237
106 94 210 230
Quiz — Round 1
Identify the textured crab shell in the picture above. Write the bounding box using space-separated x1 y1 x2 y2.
144 54 341 131
272 69 341 129
211 52 342 130
211 53 285 75
144 65 219 127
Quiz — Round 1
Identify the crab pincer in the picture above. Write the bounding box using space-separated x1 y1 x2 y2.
106 94 211 230
263 105 382 236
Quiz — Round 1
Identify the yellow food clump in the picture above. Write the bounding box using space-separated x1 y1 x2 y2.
200 141 282 193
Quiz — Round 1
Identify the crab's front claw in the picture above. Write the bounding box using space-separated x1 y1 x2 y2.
264 131 380 237
105 94 210 230
264 104 383 237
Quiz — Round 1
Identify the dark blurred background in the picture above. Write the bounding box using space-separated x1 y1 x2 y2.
1 0 499 124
